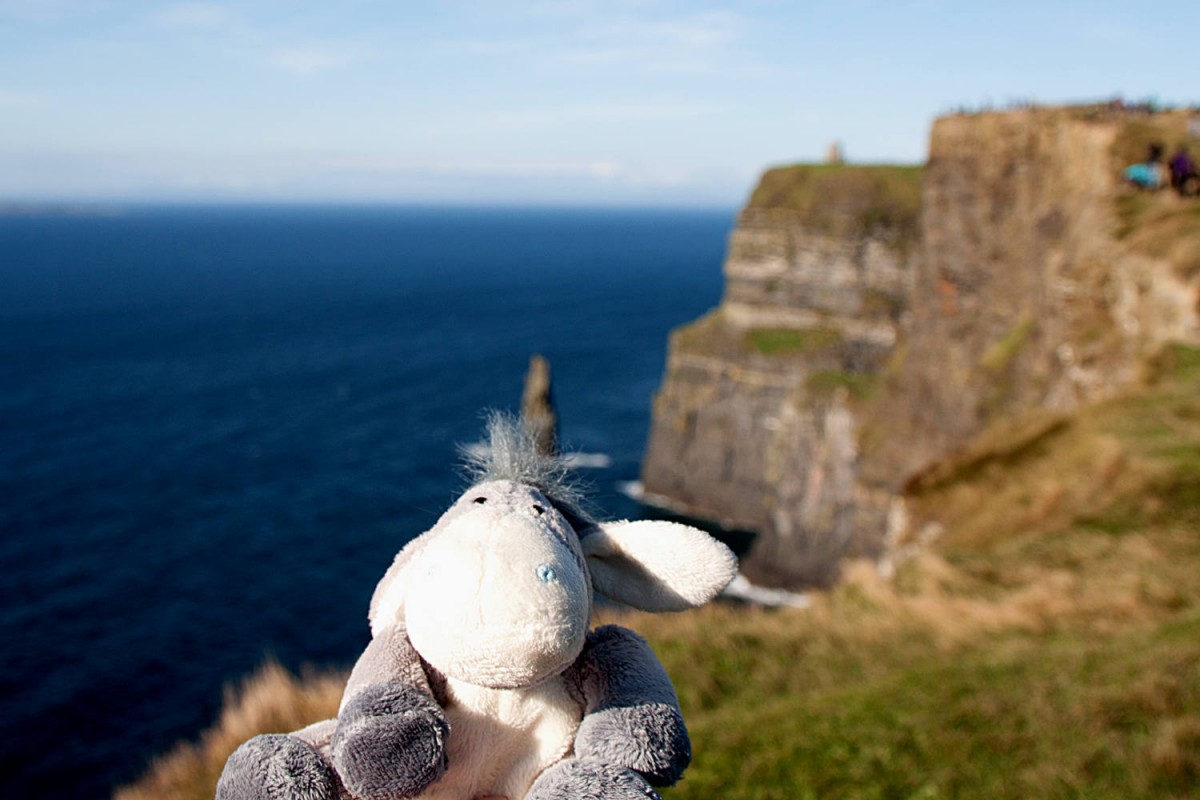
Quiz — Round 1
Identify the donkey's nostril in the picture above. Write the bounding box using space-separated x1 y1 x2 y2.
473 497 487 504
536 564 557 583
532 504 545 515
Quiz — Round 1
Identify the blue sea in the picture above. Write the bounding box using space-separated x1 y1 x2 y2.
0 205 732 798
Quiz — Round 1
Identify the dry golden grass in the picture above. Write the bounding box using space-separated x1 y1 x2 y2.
114 662 345 800
1148 716 1200 781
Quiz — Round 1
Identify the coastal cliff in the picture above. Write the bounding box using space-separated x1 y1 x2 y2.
641 165 921 586
643 107 1200 588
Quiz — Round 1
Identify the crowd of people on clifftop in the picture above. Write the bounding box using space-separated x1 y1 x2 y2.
1124 141 1199 196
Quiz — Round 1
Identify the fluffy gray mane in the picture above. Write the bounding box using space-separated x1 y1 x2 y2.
459 412 594 527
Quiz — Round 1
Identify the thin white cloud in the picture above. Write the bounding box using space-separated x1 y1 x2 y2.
440 6 746 75
0 147 747 204
449 37 533 56
265 44 361 76
321 154 622 180
622 10 744 48
479 100 720 131
317 153 711 189
556 9 745 73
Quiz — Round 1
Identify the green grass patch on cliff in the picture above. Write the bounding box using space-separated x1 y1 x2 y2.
746 326 843 356
979 318 1035 373
671 313 849 363
746 163 923 248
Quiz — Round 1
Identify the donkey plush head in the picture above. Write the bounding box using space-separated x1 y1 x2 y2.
367 414 737 690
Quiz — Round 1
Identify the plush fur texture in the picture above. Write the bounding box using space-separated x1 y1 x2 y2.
582 522 739 613
218 735 337 800
459 412 593 526
331 683 449 799
569 627 690 786
430 675 581 799
526 759 661 799
217 415 737 800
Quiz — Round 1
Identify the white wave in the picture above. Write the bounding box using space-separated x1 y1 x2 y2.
622 483 699 517
615 480 644 500
722 574 811 609
564 452 612 469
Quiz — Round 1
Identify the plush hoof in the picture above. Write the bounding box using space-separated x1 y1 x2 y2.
216 733 337 800
331 684 449 799
527 758 662 800
576 703 690 786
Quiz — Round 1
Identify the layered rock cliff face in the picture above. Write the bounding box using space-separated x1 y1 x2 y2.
643 108 1200 589
864 110 1199 491
641 166 921 586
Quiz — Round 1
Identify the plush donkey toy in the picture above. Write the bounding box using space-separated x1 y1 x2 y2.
217 415 738 800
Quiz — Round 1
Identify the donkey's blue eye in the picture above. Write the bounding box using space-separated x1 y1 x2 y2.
536 564 558 583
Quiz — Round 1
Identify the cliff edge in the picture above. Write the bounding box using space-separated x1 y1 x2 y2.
642 107 1200 589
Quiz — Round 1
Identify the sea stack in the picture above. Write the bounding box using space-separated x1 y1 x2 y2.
521 354 558 457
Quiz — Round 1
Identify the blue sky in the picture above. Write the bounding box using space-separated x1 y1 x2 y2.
2 0 1196 206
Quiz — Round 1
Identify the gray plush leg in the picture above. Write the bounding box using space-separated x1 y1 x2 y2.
576 701 690 786
527 758 662 800
216 733 338 800
572 626 691 786
330 682 449 800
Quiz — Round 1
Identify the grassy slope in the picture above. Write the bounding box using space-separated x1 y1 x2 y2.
121 346 1200 798
640 347 1200 800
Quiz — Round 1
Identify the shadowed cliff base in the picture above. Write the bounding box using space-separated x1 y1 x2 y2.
642 104 1200 591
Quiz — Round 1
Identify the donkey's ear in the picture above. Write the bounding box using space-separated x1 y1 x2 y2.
582 520 737 612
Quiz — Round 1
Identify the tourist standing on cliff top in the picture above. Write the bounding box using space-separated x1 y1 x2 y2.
1169 146 1197 196
1124 142 1169 190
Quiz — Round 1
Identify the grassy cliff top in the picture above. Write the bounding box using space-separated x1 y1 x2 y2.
745 163 923 242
